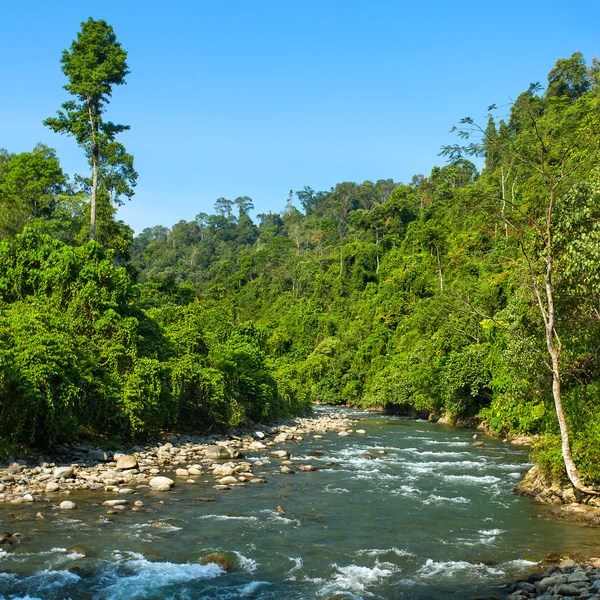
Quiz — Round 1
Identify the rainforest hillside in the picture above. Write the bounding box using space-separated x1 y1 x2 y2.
1 51 600 484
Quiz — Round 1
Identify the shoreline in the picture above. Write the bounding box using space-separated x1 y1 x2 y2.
0 410 360 507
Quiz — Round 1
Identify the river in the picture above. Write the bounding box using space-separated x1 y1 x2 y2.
0 408 597 599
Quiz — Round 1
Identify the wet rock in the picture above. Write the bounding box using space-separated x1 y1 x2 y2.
149 476 174 491
115 455 138 470
59 500 77 510
279 466 295 474
102 499 128 507
196 497 214 502
175 469 189 477
201 552 233 571
217 476 238 485
269 450 290 459
297 465 317 472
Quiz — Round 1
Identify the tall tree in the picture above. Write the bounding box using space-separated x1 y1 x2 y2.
442 58 600 494
44 18 131 241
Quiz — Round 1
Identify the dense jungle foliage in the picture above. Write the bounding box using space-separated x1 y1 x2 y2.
2 48 600 483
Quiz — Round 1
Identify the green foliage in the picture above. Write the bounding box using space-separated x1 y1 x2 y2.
5 48 600 486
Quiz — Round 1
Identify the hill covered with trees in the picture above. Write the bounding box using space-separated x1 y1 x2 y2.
1 27 599 488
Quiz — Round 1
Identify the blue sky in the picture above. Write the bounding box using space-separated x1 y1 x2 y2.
2 1 599 233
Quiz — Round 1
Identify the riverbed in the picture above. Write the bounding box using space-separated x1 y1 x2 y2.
0 408 598 599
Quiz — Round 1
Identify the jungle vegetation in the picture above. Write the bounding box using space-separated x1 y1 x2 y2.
1 20 599 486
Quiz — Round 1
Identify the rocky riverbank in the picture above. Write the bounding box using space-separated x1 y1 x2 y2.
0 411 362 508
498 556 600 600
514 465 600 526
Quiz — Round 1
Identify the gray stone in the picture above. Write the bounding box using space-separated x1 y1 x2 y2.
88 449 110 462
269 450 290 459
217 476 238 485
149 476 174 491
555 583 586 596
53 466 74 479
116 455 138 470
203 446 232 459
45 482 60 493
102 499 128 507
59 500 77 510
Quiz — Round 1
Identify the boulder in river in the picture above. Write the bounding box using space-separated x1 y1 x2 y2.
60 501 77 510
149 476 174 491
201 552 233 571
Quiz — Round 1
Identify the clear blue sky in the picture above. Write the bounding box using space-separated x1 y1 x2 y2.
2 1 599 233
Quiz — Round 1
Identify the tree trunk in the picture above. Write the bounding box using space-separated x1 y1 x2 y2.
90 146 98 241
542 241 597 494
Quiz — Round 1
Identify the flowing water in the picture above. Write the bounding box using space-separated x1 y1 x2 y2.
0 408 598 600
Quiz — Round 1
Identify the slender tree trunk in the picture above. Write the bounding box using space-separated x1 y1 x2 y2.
90 146 99 240
434 243 443 291
87 97 99 241
540 194 597 494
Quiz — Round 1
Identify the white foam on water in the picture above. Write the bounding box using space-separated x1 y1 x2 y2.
442 474 502 484
357 547 413 558
324 485 350 493
417 559 503 580
391 485 421 496
285 556 304 580
322 562 399 596
423 494 471 505
196 514 259 522
259 509 301 526
100 552 223 599
424 440 471 447
479 529 505 536
233 551 258 573
239 581 269 595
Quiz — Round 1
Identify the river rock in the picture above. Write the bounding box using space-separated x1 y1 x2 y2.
46 482 60 492
60 501 77 510
188 467 202 476
269 450 290 459
54 466 74 479
248 441 267 450
201 552 233 571
149 476 174 491
297 465 317 472
203 446 233 459
175 469 189 477
116 455 138 470
217 476 239 485
103 499 128 507
280 466 295 474
88 449 110 462
254 431 266 439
